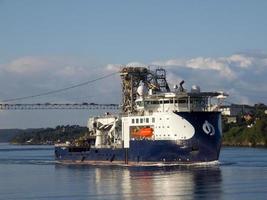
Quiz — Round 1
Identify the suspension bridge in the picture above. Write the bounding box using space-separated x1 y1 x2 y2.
0 103 119 110
0 71 120 110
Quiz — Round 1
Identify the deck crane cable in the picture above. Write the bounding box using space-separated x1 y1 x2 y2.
1 71 118 102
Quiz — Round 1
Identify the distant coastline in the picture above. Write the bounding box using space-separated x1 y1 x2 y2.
0 123 266 148
222 114 267 147
1 104 267 147
0 125 87 145
222 121 267 148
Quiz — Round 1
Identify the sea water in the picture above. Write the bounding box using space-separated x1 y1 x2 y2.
0 143 266 200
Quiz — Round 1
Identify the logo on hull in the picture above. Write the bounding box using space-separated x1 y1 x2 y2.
202 120 215 136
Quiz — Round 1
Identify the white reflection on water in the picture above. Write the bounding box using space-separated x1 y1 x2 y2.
1 144 267 200
82 165 222 200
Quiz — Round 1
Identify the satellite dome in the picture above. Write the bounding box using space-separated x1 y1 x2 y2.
191 85 200 93
137 84 148 96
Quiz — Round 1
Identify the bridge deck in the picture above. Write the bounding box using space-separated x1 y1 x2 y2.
0 103 120 110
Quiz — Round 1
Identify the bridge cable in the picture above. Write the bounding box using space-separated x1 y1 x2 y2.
1 71 118 102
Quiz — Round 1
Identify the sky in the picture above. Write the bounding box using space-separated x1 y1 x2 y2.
0 0 267 128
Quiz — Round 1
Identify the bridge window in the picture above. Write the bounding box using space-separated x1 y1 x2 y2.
152 118 155 123
178 99 187 104
145 101 152 105
136 101 144 107
140 118 143 123
132 119 135 124
146 118 149 123
136 118 139 123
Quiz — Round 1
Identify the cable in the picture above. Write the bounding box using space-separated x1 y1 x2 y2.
1 71 118 102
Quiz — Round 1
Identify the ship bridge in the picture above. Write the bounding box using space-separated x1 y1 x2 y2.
135 90 228 114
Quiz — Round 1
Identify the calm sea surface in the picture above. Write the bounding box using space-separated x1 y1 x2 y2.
0 143 266 200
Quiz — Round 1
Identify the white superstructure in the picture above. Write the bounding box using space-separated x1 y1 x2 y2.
88 83 227 149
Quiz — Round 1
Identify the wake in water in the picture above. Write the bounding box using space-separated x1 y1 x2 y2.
56 160 221 170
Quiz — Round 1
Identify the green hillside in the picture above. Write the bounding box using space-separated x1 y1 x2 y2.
5 103 267 147
0 129 23 142
223 105 267 147
10 125 87 145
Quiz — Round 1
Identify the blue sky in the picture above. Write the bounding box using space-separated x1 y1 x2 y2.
1 0 267 61
0 0 267 128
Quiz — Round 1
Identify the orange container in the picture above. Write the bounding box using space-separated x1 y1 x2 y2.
133 127 153 138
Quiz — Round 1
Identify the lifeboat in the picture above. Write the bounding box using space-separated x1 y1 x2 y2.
132 127 153 138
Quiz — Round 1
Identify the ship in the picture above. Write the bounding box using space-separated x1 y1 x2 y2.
55 67 228 166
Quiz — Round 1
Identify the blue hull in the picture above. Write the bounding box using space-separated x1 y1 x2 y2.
55 112 222 165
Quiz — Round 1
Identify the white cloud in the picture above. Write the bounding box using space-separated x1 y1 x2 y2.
152 59 185 67
126 62 146 67
227 54 253 68
109 52 267 104
153 56 237 80
186 57 236 80
152 53 265 81
105 62 147 72
56 66 89 77
0 56 114 103
4 56 51 74
106 64 122 72
2 56 98 82
165 71 184 88
1 52 267 106
1 52 267 128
